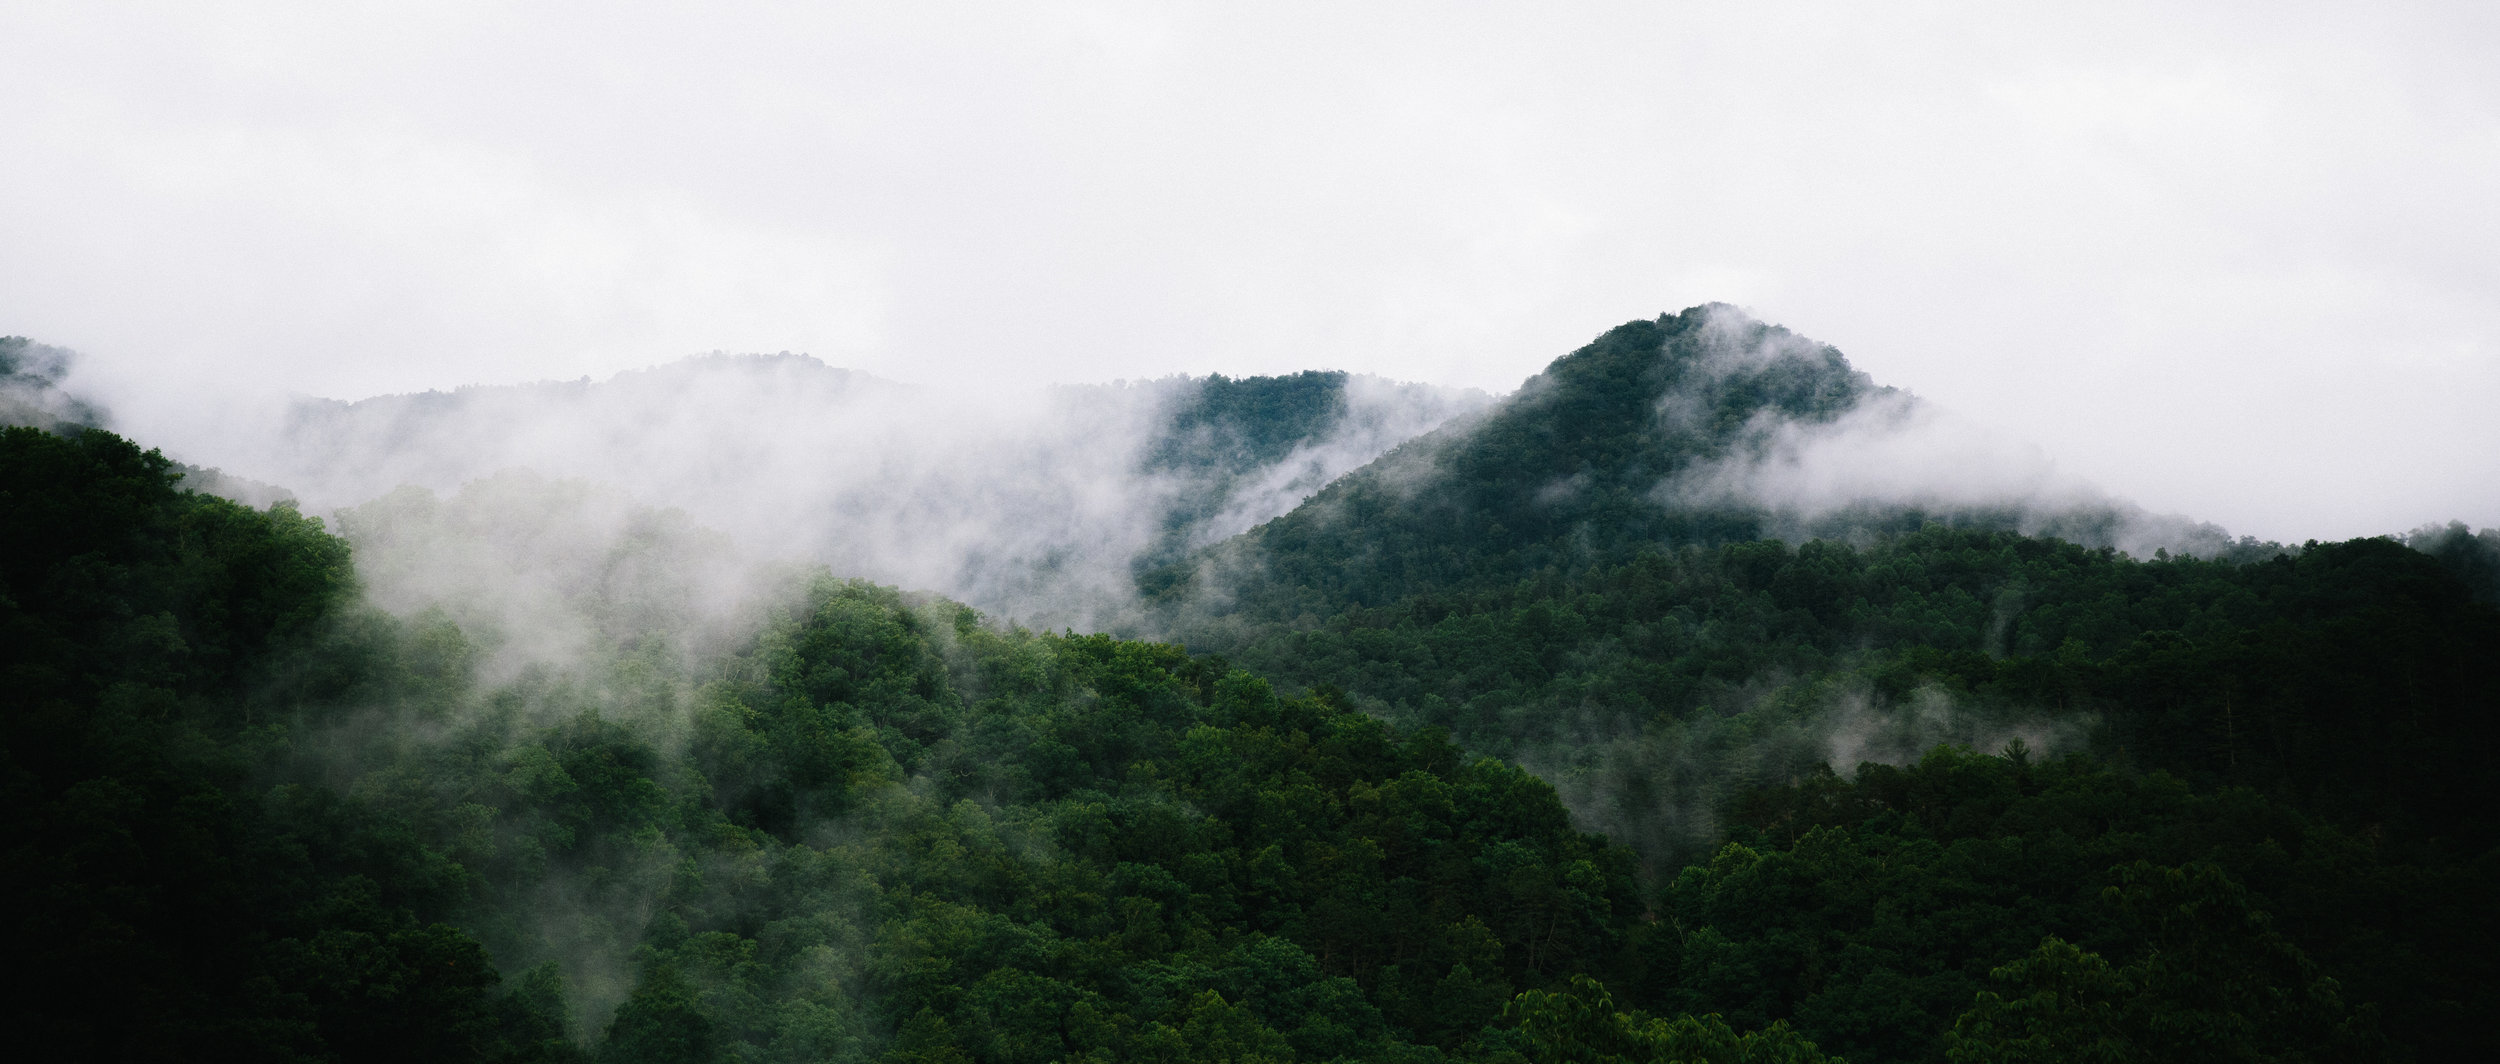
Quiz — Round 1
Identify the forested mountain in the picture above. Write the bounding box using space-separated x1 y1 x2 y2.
200 355 1484 629
1 424 1656 1062
1151 306 2500 1058
1149 305 2249 624
5 310 2497 1063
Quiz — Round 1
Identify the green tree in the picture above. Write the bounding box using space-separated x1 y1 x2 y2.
1509 976 1837 1064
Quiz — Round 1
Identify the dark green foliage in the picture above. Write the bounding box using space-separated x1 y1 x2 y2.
599 966 718 1064
1945 869 2393 1064
13 310 2498 1064
1134 370 1359 569
1130 306 2500 1061
1198 525 2500 860
0 426 554 1061
1667 748 2472 1062
1509 976 1836 1064
1145 371 1354 477
580 586 1646 1060
3 425 1650 1059
2409 519 2500 606
339 576 1649 1061
1151 308 1881 618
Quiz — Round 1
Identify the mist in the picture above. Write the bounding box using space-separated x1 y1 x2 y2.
11 2 2497 544
9 5 2497 1055
1654 306 2262 560
1518 676 2096 874
148 354 1485 634
0 337 106 433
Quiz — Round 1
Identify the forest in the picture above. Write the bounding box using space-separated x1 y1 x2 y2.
4 311 2497 1063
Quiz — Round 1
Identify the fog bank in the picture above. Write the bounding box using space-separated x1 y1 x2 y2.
179 354 1487 630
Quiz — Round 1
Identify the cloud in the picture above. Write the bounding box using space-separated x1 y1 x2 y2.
0 336 108 431
175 354 1481 633
9 3 2494 539
1512 671 2095 873
1674 389 2100 518
1655 311 2258 559
1184 374 1489 547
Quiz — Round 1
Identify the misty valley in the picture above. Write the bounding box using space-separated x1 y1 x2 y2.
4 307 2496 1064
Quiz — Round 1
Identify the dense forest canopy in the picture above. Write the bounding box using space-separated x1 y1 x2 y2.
3 309 2495 1063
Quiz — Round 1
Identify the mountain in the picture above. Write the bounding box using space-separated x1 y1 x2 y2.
1152 304 2250 624
217 354 1485 629
1143 307 2500 1059
0 420 1652 1063
6 312 2497 1063
1158 309 2498 859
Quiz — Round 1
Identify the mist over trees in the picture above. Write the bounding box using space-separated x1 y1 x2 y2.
1 335 108 432
4 307 2495 1062
184 354 1487 632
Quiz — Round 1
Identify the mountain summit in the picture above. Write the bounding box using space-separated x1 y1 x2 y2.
1158 305 2230 621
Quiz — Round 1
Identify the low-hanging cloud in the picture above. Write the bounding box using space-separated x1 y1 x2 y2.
0 336 108 432
1677 390 2101 518
1515 672 2096 873
176 353 1486 635
1187 374 1489 548
1656 307 2258 560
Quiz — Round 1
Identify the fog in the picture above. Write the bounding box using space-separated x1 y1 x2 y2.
0 338 105 432
9 9 2494 1041
172 354 1486 632
6 2 2495 545
1519 675 2096 873
1659 309 2251 559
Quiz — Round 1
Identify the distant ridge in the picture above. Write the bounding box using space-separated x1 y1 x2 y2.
225 351 1486 627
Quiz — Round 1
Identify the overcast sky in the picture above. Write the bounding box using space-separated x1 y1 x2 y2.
3 1 2494 542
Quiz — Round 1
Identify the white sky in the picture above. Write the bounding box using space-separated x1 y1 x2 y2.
3 1 2495 543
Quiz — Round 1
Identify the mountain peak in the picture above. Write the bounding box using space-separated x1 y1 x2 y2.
1160 305 2217 620
1496 305 1882 489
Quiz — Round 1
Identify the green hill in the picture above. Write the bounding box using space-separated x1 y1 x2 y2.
7 306 2497 1063
1137 308 2500 1059
1149 305 2252 626
1146 306 1869 618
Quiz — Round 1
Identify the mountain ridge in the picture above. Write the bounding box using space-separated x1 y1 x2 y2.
1152 304 2258 631
6 314 2499 1062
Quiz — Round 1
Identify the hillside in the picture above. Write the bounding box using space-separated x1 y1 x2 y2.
0 423 1658 1062
5 310 2498 1062
220 356 1485 629
1147 307 2500 1057
1152 305 2249 624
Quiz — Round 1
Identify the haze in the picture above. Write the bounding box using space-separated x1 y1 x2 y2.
3 1 2494 543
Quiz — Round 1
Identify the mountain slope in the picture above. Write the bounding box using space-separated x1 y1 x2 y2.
9 418 2480 1064
1132 307 2500 1060
1151 306 1871 617
1155 305 2245 624
11 322 2500 1062
223 355 1484 628
1156 305 2500 885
